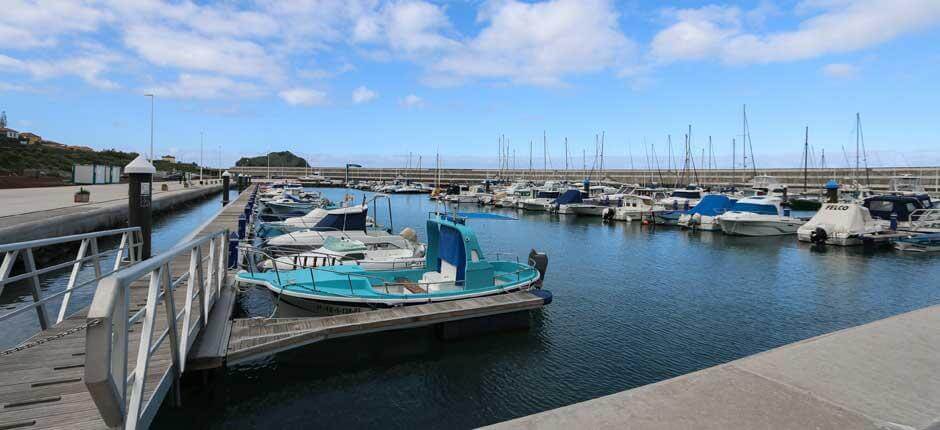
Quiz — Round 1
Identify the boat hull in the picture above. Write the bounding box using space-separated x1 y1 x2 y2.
720 219 803 236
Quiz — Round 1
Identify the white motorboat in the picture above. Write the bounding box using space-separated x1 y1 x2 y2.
256 204 369 238
717 196 807 236
750 175 788 198
605 195 662 222
678 194 736 231
259 233 426 271
797 202 888 246
658 186 706 211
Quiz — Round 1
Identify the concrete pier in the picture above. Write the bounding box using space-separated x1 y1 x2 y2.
488 303 940 430
0 182 225 244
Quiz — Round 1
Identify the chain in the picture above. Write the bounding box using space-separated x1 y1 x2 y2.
0 319 102 356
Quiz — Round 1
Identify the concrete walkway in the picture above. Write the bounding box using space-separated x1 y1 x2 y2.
0 181 224 244
489 304 940 430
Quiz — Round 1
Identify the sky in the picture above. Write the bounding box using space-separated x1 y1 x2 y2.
1 0 940 170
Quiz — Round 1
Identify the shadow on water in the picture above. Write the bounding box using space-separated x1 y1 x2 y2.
146 188 940 429
0 191 224 349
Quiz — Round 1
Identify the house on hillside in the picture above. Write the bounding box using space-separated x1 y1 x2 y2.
1 127 19 140
67 145 94 152
20 132 41 145
161 155 177 163
41 140 66 148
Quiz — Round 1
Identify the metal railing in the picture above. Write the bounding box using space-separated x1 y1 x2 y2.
85 229 229 430
0 227 142 331
909 208 940 231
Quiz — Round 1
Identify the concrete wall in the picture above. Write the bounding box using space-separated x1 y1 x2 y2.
228 166 940 193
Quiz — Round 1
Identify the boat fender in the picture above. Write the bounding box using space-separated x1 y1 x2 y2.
810 227 829 245
528 249 548 287
400 227 418 243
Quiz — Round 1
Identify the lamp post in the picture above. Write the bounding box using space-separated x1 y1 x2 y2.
144 94 154 160
200 132 204 185
345 163 362 186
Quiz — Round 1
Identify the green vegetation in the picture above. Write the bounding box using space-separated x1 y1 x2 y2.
235 151 309 168
0 141 218 176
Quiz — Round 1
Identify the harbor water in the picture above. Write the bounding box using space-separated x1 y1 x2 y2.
152 188 940 429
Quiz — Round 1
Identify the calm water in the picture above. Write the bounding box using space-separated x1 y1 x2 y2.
151 188 940 429
0 191 225 349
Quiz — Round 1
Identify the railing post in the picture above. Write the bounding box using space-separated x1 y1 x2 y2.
126 267 163 429
161 263 182 407
205 239 217 318
0 250 19 298
23 249 50 330
58 238 89 324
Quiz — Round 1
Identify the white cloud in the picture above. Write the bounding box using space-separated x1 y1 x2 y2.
124 24 279 81
0 51 121 89
431 0 633 86
150 74 264 99
279 88 328 106
0 0 113 49
400 94 424 108
652 0 940 65
352 86 378 104
822 63 859 79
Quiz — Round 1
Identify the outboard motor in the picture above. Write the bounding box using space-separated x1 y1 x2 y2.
810 227 829 245
602 207 615 221
527 249 548 288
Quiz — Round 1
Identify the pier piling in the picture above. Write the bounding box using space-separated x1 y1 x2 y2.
126 155 155 260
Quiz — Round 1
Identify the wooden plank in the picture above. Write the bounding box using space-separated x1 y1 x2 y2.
227 291 547 364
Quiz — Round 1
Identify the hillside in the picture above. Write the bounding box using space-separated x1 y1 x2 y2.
0 140 219 187
235 151 309 168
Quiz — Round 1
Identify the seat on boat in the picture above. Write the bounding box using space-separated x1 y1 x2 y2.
394 277 426 294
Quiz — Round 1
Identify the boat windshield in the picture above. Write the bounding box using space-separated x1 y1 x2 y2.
671 191 701 199
730 202 778 215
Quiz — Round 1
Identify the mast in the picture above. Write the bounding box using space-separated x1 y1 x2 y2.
564 137 569 180
803 126 809 193
731 138 735 188
542 131 547 181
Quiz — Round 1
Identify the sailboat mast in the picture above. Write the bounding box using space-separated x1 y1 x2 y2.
803 126 809 193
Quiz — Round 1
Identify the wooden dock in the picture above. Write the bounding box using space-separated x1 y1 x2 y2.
0 189 249 430
225 290 553 365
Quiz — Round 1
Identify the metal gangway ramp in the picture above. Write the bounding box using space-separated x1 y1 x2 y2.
0 190 251 430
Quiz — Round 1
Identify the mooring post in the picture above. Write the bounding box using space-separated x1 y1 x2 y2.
126 155 155 260
222 171 231 206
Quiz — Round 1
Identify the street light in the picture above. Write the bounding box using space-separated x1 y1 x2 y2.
144 94 154 160
345 163 362 185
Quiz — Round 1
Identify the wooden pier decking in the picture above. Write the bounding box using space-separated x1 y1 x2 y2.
0 189 248 430
226 290 552 365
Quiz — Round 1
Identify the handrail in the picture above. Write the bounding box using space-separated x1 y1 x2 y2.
0 227 142 330
85 228 229 430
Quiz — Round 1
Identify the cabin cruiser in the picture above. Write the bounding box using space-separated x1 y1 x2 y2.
256 204 369 238
717 196 807 236
260 192 329 215
257 230 427 271
550 189 585 214
658 186 706 210
445 185 484 204
237 213 547 311
750 175 788 198
520 181 566 211
863 194 934 228
797 203 888 246
678 194 736 231
604 195 662 222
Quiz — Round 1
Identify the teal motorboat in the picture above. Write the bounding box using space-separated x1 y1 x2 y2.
237 213 548 310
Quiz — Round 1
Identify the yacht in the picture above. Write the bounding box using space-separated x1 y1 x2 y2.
717 196 807 236
750 175 788 198
258 232 427 271
678 194 736 231
605 195 662 222
256 204 369 238
520 181 565 211
551 189 585 214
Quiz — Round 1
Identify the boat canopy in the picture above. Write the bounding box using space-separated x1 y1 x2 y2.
424 216 494 289
553 189 583 205
864 195 933 221
688 194 736 216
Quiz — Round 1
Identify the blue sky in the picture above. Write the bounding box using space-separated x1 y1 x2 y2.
2 0 939 169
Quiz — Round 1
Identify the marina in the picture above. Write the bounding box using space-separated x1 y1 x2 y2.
4 1 940 427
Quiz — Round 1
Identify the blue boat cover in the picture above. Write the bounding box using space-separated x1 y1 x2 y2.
554 189 583 205
438 224 466 282
688 195 736 216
